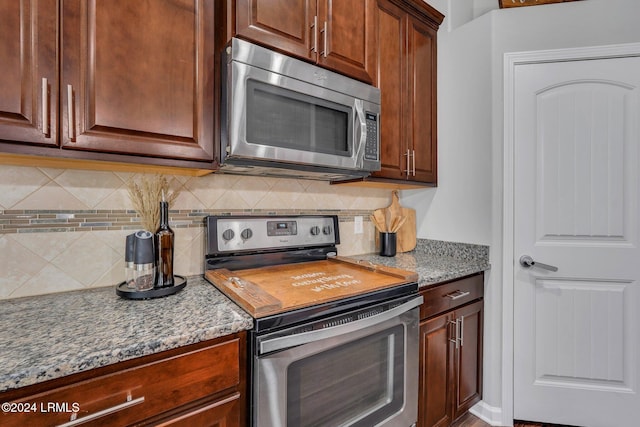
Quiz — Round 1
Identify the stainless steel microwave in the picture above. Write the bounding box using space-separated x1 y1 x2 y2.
220 38 381 181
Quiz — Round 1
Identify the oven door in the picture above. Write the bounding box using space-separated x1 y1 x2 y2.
254 296 422 427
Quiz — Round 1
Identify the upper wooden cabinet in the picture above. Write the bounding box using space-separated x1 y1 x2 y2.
0 0 57 146
0 0 217 168
232 0 377 84
370 0 443 186
61 0 215 161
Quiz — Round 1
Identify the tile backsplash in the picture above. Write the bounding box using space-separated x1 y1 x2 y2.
0 166 389 300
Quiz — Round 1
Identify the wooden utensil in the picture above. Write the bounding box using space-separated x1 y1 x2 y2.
372 210 387 232
370 214 385 233
372 191 417 253
390 216 407 233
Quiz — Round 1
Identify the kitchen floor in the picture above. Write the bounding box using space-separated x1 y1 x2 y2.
452 413 573 427
452 413 493 427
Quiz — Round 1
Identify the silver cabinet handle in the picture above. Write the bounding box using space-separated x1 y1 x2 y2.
404 149 411 177
412 149 416 176
311 15 318 53
57 395 144 427
449 319 460 349
519 255 558 272
445 290 471 300
449 316 465 348
42 78 49 137
403 150 416 177
67 84 75 142
320 21 327 57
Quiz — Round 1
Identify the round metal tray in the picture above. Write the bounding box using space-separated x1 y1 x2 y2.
116 275 187 300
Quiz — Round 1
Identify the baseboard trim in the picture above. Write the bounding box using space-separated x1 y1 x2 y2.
470 400 508 426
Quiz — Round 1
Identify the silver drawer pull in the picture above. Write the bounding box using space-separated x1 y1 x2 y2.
445 290 470 300
57 394 144 427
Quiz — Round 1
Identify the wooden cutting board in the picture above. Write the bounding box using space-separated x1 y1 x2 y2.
205 256 418 318
373 191 417 253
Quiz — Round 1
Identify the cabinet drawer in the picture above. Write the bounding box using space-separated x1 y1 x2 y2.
420 274 484 320
153 392 240 427
1 338 239 427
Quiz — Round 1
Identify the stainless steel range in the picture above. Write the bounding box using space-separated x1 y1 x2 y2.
205 215 422 427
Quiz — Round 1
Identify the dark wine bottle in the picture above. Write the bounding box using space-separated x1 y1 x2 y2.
155 198 174 287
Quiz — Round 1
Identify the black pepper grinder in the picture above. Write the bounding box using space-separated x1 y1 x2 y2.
155 192 175 287
132 230 155 291
125 233 136 288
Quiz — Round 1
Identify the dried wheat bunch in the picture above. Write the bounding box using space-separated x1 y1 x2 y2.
127 174 179 232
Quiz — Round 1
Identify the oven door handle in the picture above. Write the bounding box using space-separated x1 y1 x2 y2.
259 295 423 354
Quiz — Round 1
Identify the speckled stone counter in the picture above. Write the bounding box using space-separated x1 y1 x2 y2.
351 239 490 287
0 277 252 393
0 239 487 394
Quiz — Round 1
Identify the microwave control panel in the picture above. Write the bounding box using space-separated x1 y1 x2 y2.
364 112 379 161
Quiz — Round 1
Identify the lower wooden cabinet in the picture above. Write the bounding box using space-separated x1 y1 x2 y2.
418 274 483 427
420 310 455 427
0 333 246 427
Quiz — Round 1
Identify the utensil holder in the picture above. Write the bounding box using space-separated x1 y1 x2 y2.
379 232 397 257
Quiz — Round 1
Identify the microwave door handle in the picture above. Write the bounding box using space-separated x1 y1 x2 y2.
353 99 367 165
258 296 423 355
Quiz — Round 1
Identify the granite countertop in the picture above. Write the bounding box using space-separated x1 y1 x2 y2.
0 277 253 393
0 239 488 394
351 239 490 288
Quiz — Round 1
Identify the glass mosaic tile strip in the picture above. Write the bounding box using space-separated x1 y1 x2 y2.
0 209 372 234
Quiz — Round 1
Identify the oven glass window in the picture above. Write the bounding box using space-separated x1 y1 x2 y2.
286 325 404 426
245 79 351 156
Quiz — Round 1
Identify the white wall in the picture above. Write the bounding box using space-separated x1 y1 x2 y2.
403 7 493 247
409 0 640 424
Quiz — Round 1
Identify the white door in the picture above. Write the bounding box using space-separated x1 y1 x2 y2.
513 55 640 426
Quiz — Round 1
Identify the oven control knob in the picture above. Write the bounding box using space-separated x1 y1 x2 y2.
310 226 321 236
222 229 235 241
241 228 253 240
322 226 332 235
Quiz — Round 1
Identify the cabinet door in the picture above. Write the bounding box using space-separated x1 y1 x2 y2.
419 313 454 427
235 0 315 61
153 393 240 427
60 0 215 161
317 0 376 84
372 0 407 180
0 0 57 146
452 300 483 421
407 14 437 183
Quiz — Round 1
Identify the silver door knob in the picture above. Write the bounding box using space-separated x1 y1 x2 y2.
519 255 558 272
